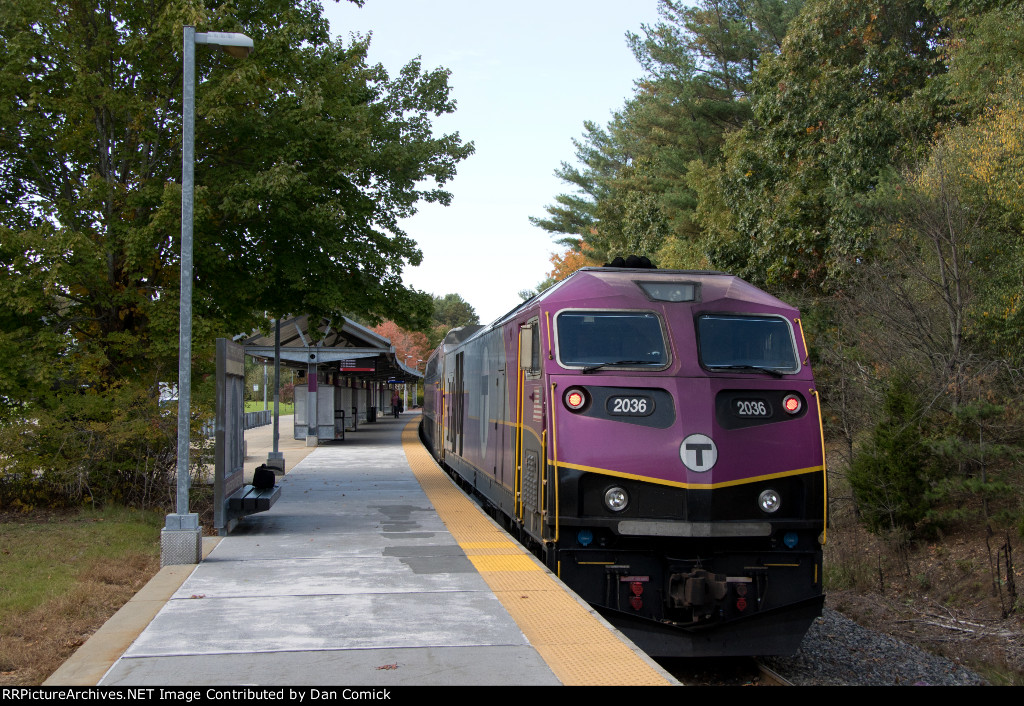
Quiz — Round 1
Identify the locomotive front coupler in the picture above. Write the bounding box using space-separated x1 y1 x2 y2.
668 568 728 611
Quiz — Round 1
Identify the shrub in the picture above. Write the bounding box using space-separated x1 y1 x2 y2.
848 375 933 534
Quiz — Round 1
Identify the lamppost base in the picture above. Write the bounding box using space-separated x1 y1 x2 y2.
161 513 202 566
265 451 285 475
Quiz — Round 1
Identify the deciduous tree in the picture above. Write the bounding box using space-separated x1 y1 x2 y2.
706 0 945 289
427 293 479 348
372 320 431 369
0 0 472 506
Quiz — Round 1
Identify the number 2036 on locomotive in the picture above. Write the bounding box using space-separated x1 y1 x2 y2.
421 265 827 657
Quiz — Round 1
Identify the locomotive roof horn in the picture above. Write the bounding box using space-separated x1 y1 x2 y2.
604 254 657 269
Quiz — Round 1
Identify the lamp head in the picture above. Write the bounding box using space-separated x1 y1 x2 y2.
194 31 254 59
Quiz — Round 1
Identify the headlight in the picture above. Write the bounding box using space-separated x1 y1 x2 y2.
758 489 781 513
604 486 629 512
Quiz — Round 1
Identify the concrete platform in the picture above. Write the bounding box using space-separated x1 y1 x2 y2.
46 414 675 687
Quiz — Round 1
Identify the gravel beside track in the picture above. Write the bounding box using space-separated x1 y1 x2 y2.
761 608 988 686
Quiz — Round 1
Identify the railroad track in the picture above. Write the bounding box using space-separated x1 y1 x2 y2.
755 661 792 686
659 657 791 685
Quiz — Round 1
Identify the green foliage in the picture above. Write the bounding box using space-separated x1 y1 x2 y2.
427 293 480 348
839 132 1024 536
0 378 186 510
623 0 801 250
432 293 480 330
924 477 1018 524
533 0 803 265
529 120 618 248
848 375 933 534
935 78 1024 362
707 0 946 289
923 401 1023 527
928 1 1024 119
0 0 471 508
528 0 1024 549
245 400 294 415
0 506 162 617
244 357 296 403
822 545 875 591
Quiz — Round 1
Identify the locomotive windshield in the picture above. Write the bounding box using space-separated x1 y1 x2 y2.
698 314 799 374
556 311 667 369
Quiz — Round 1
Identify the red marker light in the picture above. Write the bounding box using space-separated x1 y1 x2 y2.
783 394 802 414
564 389 587 411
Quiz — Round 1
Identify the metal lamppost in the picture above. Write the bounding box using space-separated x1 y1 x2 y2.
267 317 284 473
404 358 423 410
403 356 412 412
415 359 423 407
163 26 254 566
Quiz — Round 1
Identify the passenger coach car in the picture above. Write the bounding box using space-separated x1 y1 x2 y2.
422 265 827 657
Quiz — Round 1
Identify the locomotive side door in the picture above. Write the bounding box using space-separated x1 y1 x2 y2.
516 317 545 539
447 351 465 457
487 357 506 480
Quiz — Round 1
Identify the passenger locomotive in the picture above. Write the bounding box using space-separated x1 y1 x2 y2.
421 265 826 657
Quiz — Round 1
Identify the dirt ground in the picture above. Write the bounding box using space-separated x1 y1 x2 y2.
0 549 158 686
823 522 1024 685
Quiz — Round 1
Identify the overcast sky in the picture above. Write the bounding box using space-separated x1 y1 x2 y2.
321 0 665 324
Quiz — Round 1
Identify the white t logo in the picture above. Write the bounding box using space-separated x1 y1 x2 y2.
680 434 717 472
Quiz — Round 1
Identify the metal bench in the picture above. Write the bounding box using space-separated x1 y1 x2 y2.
227 484 281 515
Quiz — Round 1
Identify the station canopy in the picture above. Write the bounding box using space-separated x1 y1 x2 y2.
242 315 422 383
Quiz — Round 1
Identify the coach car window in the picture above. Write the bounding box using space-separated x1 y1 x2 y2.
697 314 799 374
556 311 667 369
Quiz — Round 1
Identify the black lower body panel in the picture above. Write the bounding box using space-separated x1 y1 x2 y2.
595 593 824 658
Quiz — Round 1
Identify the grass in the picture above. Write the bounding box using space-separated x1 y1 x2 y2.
244 400 294 415
0 506 163 685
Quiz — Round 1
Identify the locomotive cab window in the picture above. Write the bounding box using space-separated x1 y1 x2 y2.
556 311 668 371
697 314 799 374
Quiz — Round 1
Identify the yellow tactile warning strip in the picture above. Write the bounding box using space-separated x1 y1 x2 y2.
401 419 674 686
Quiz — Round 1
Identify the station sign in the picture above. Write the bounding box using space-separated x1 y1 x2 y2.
339 358 375 373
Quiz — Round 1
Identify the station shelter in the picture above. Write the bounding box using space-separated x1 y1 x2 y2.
242 315 422 445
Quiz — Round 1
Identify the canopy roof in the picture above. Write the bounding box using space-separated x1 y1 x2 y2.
242 315 422 382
